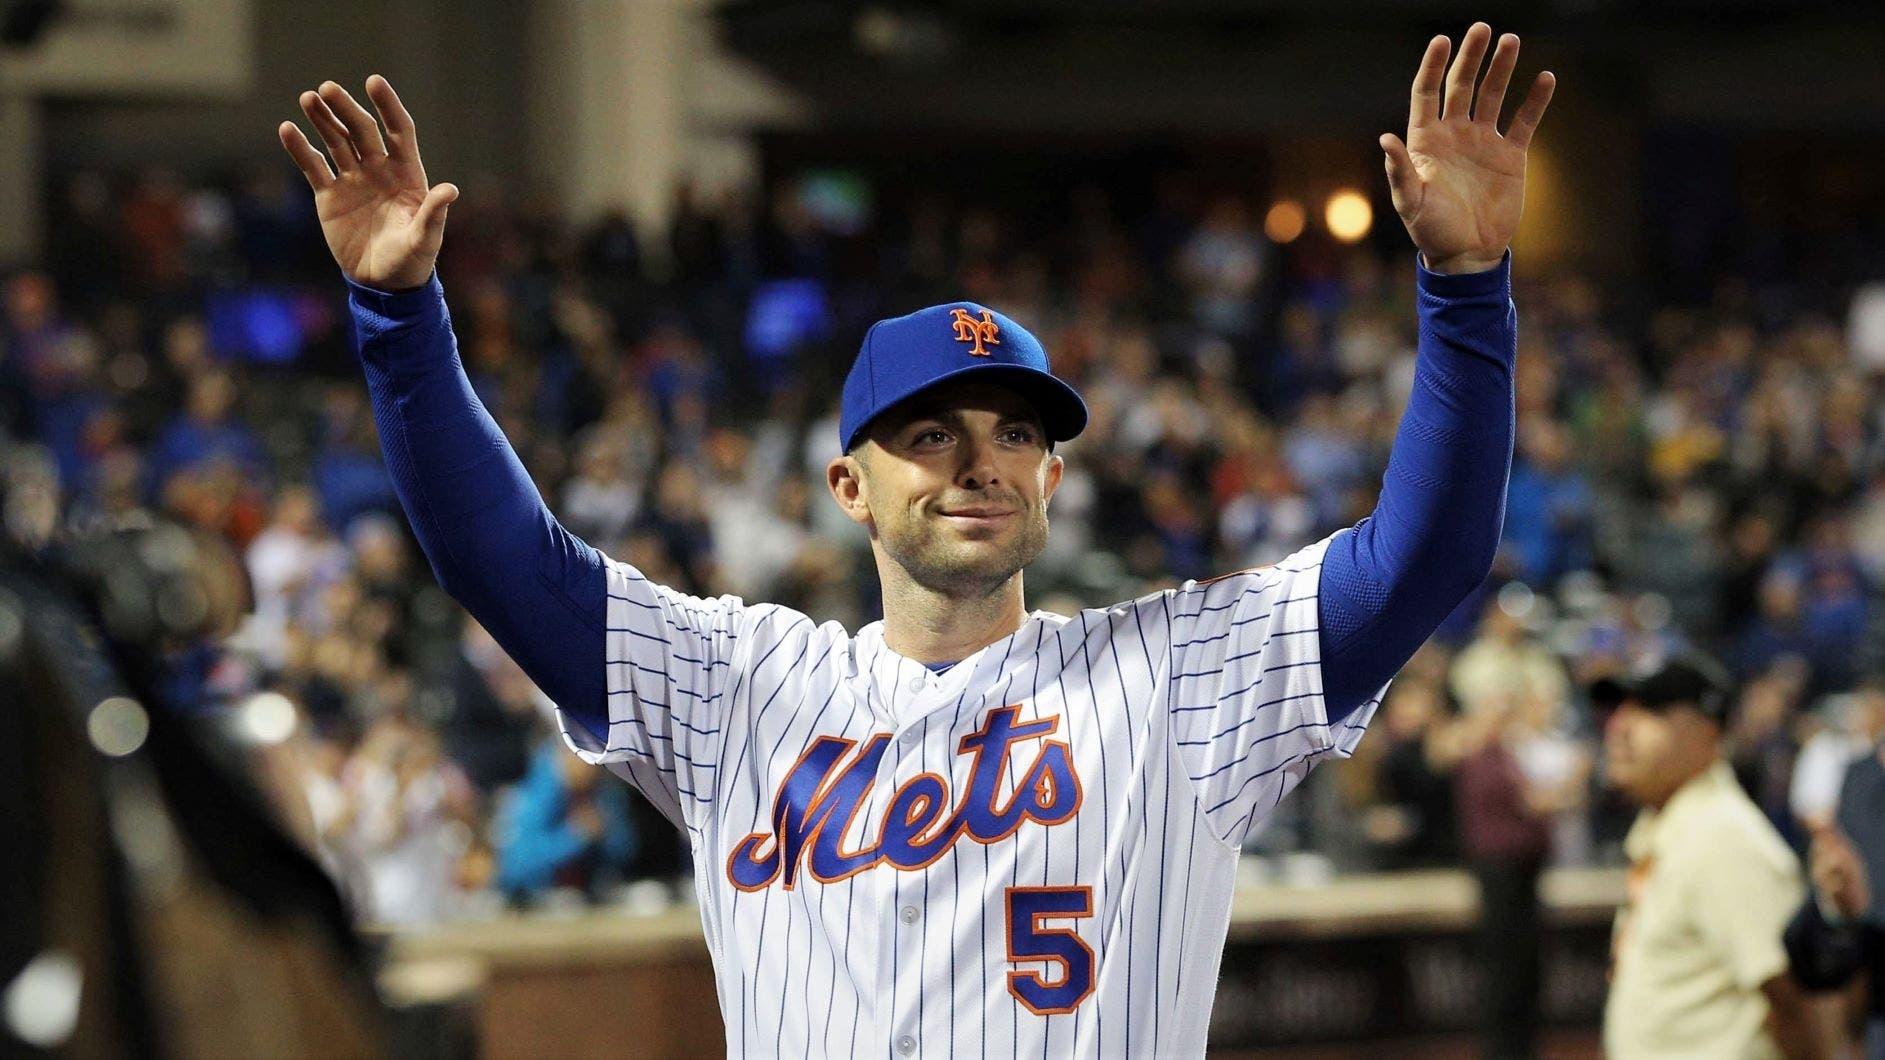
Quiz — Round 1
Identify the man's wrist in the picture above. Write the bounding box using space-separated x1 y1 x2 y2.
1415 249 1511 300
344 268 443 318
1420 251 1507 275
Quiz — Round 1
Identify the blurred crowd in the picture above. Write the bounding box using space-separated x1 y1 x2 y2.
3 161 1883 927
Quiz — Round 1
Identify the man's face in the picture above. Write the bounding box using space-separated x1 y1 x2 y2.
829 380 1063 597
1603 700 1715 805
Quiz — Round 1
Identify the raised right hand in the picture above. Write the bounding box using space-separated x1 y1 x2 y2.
277 75 457 292
1379 23 1554 274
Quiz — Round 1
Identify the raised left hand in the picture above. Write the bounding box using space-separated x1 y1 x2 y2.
1380 23 1555 274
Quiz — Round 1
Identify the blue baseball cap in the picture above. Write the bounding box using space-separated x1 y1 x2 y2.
838 301 1087 453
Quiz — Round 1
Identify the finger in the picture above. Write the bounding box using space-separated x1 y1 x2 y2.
1474 33 1520 125
300 90 359 172
1443 22 1492 122
1379 133 1421 215
414 182 460 247
1408 35 1449 128
1504 70 1557 148
364 74 420 162
319 80 387 160
277 122 335 189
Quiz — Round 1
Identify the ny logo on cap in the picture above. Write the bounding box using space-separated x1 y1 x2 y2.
949 308 1001 357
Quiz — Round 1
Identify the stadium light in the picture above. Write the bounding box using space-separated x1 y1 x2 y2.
238 691 298 745
1263 200 1307 244
1324 190 1373 243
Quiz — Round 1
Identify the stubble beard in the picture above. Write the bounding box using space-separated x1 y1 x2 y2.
880 506 1049 599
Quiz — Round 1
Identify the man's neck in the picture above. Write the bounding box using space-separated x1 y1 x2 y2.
877 564 1028 666
1644 754 1720 811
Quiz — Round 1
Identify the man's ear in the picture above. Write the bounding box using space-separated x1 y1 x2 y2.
1043 452 1064 508
826 453 874 528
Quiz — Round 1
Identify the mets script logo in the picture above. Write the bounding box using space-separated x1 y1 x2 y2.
950 307 1002 356
727 705 1081 890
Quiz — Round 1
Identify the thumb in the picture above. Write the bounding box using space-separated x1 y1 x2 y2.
1379 133 1420 217
414 182 459 245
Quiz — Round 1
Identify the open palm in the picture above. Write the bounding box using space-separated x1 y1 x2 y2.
277 75 457 292
1380 24 1555 274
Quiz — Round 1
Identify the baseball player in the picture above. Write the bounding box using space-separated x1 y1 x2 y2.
279 22 1551 1057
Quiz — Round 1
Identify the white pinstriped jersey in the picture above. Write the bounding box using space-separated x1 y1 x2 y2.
559 532 1382 1058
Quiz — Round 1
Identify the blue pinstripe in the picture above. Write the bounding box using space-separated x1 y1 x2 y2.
1175 695 1325 745
1210 712 1374 819
980 634 1019 1060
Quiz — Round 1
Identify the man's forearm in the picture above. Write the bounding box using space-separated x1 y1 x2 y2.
1319 254 1516 719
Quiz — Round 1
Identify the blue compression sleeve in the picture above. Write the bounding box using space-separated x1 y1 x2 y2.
1319 254 1516 721
347 272 609 736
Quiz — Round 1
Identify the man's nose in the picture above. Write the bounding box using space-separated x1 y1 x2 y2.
956 436 1000 490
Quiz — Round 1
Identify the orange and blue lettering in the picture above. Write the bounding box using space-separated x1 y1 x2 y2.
726 705 1082 891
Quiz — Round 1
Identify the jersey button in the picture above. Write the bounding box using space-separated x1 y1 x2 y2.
907 677 925 693
899 905 919 924
896 1035 917 1055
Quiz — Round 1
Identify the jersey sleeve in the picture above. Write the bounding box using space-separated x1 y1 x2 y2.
1320 255 1515 717
1159 532 1383 847
556 554 751 828
348 272 609 726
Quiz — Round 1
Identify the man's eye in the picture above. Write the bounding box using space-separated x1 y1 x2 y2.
1002 426 1039 444
914 429 950 445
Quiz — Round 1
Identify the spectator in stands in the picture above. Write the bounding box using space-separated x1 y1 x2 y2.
1854 471 1885 586
1454 701 1552 1060
496 739 639 906
1785 678 1885 1058
1502 417 1593 589
1 270 105 490
1791 683 1885 835
1599 655 1827 1059
440 619 544 792
1730 657 1815 848
1361 676 1457 869
1509 675 1594 868
1451 594 1569 718
147 369 268 499
244 484 348 668
1259 300 1344 416
1786 516 1874 694
1628 483 1725 636
1178 197 1267 338
1282 393 1366 528
119 166 189 294
332 711 478 925
310 387 399 532
1721 510 1784 638
560 430 645 546
1739 571 1818 680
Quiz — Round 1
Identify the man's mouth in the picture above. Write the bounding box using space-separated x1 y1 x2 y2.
937 506 1017 524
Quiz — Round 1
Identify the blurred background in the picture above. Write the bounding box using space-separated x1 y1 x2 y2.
2 0 1884 1057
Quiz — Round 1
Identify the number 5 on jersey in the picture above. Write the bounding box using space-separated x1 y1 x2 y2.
1004 886 1095 1014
